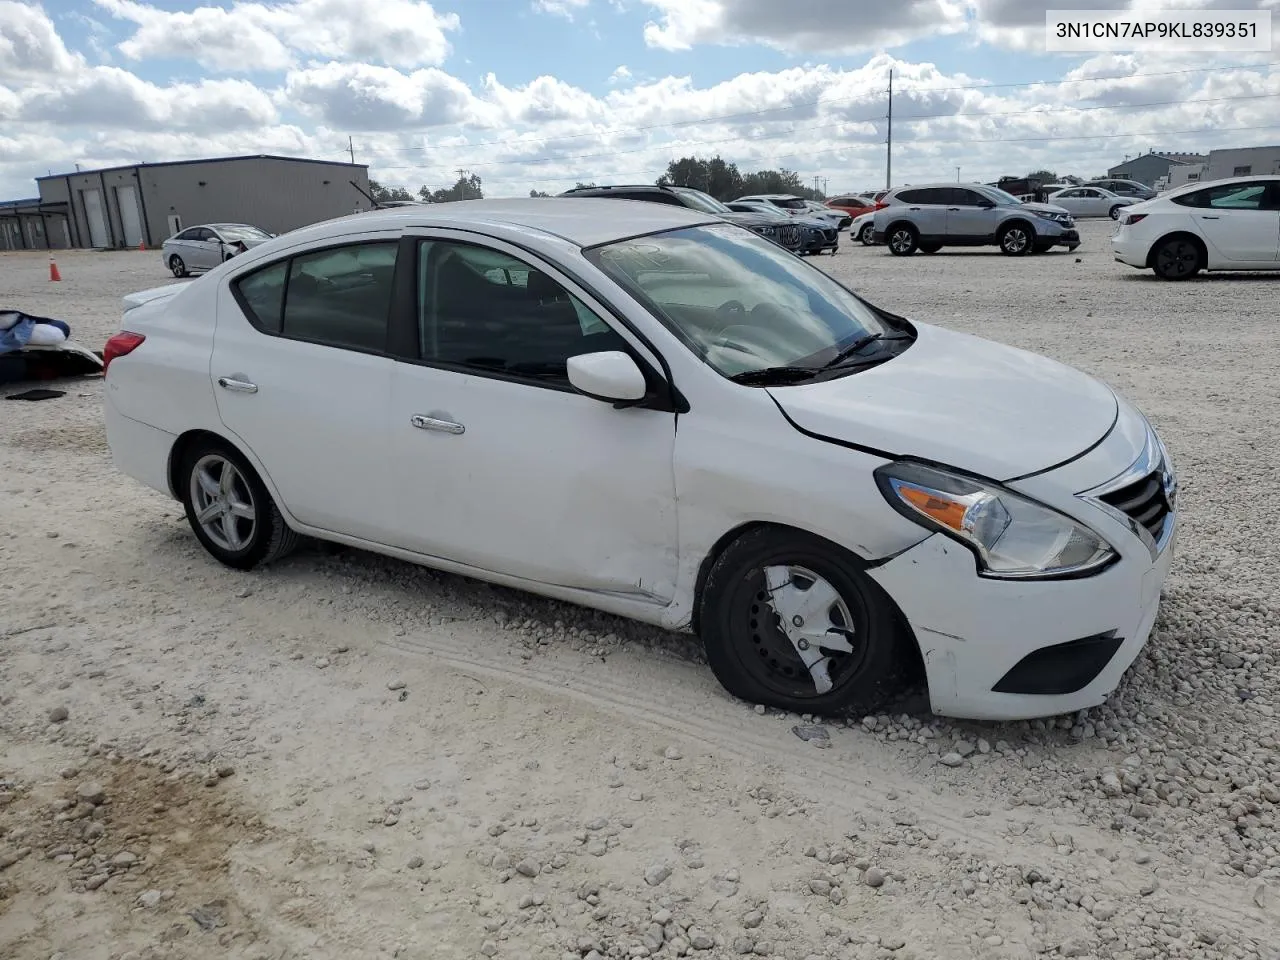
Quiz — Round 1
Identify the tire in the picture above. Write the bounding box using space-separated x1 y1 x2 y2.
886 224 919 256
169 255 188 278
699 527 909 716
180 438 300 570
918 242 942 254
1109 205 1123 220
858 223 875 245
1152 236 1203 281
998 221 1034 256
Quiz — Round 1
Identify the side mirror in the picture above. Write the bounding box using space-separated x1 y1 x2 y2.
567 351 647 404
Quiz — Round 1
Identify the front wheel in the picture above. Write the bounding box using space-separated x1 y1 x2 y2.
699 528 909 716
1109 205 1123 220
858 223 875 245
180 439 300 570
887 225 919 256
998 222 1033 256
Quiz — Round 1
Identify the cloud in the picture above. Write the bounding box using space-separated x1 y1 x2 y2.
609 65 632 85
640 0 968 53
0 0 84 77
283 62 486 131
91 0 461 72
533 0 591 18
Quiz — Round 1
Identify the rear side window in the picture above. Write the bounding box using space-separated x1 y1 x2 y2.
231 241 398 352
235 262 287 333
894 189 926 203
1172 182 1271 210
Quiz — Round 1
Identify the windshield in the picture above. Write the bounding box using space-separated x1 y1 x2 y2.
217 225 270 241
586 224 896 379
670 187 734 214
984 187 1024 205
735 204 788 219
772 198 808 210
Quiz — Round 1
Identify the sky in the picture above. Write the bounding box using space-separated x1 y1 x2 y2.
1 0 1279 201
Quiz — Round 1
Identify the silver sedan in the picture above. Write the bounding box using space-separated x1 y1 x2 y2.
161 223 274 277
1045 187 1139 220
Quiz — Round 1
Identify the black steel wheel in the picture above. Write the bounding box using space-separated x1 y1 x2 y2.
1152 237 1203 280
699 528 909 715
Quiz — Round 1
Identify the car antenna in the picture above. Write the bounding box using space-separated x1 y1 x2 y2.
350 179 383 210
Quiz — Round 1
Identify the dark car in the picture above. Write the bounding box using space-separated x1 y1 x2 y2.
726 201 840 256
556 184 805 254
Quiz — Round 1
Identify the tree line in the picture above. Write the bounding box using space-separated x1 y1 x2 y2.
369 156 828 205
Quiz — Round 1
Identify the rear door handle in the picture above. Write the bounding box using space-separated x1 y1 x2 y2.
411 415 465 435
217 376 258 394
947 207 961 211
1200 215 1220 220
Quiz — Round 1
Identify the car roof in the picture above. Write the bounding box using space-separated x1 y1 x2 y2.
280 198 721 249
739 194 802 200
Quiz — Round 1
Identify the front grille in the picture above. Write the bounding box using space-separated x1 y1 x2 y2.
779 225 802 247
1098 470 1170 541
821 228 837 241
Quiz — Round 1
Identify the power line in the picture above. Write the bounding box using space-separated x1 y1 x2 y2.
427 122 1280 186
358 59 1280 156
381 92 1280 170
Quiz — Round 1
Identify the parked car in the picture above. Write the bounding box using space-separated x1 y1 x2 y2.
1110 176 1280 280
725 202 839 255
162 223 273 278
826 194 884 218
733 194 813 217
557 184 804 254
798 199 854 230
103 198 1177 722
873 183 1080 256
849 210 878 245
1084 179 1158 201
1047 186 1140 220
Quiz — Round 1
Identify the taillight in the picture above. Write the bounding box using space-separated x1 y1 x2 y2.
1121 213 1147 226
103 331 145 374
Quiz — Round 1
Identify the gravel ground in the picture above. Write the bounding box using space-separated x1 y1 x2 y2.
2 220 1279 960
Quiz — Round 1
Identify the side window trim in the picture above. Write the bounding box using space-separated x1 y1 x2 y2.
227 234 403 355
392 228 681 412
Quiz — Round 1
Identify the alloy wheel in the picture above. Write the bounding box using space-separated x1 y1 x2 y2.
189 454 257 552
1001 227 1030 254
1155 240 1200 279
889 229 916 255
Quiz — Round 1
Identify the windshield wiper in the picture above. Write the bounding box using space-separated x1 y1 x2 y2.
821 333 911 369
729 366 822 385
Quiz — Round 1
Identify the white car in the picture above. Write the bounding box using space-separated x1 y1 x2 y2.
850 211 877 245
103 199 1177 722
1111 176 1280 280
1046 186 1139 220
162 223 273 278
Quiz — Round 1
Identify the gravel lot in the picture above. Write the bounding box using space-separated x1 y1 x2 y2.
2 219 1279 960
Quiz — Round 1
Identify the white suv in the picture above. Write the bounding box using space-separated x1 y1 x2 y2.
872 183 1079 256
1111 176 1280 280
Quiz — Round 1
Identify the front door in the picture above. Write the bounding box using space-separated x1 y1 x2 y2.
189 228 225 270
388 233 679 601
210 235 401 541
944 187 998 239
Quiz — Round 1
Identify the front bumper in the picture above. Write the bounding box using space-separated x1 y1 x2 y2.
866 417 1177 721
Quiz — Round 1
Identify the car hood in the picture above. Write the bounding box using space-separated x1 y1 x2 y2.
1018 201 1072 217
766 322 1118 481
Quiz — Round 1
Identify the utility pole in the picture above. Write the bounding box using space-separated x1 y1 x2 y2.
956 166 961 182
456 168 468 198
885 69 894 192
348 135 354 164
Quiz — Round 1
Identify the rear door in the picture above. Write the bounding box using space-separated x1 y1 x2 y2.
1178 181 1280 262
210 233 401 541
894 188 946 237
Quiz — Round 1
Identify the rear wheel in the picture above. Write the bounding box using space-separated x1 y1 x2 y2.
1109 205 1123 220
1152 237 1203 280
180 439 299 570
887 224 919 256
918 242 942 254
168 255 187 278
699 528 909 716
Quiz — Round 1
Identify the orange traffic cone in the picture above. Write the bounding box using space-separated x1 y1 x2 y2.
137 240 146 251
49 257 61 282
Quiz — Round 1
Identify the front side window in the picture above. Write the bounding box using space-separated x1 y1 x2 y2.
770 198 808 210
587 224 898 379
417 241 628 385
982 187 1024 206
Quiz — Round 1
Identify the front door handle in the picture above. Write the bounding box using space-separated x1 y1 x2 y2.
217 376 258 394
1200 215 1220 220
411 414 465 435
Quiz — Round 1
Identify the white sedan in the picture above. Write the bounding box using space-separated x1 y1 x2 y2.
104 200 1177 721
1112 176 1280 280
1045 186 1138 220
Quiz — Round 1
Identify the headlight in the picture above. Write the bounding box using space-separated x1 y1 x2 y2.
874 461 1117 579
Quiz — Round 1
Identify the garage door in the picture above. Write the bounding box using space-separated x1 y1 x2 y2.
82 189 109 248
115 185 144 247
